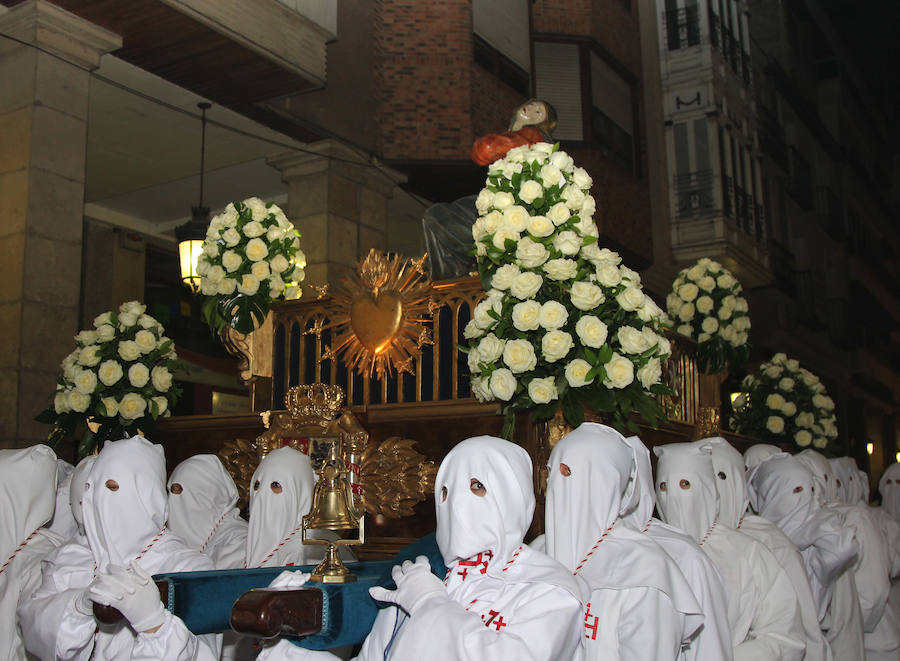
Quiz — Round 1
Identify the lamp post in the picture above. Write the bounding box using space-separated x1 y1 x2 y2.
176 102 212 292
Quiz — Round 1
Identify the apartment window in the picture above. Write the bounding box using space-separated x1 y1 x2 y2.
664 0 701 51
473 0 531 95
672 119 715 218
534 41 584 141
590 53 634 171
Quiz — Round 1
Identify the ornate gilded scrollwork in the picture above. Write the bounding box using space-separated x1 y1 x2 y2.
695 406 721 440
218 437 258 512
359 437 438 518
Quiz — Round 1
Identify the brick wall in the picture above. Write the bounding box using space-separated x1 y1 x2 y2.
470 64 528 139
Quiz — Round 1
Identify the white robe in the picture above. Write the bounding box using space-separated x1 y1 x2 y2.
748 453 865 660
17 436 220 661
260 435 584 661
544 424 704 661
168 454 248 569
621 434 733 661
655 443 805 661
704 437 831 661
47 459 79 540
0 445 63 661
877 463 900 525
68 456 96 538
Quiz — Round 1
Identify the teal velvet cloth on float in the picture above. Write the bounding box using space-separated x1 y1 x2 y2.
152 534 446 649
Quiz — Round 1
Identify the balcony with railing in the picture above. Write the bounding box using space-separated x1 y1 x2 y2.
674 170 717 219
664 6 702 52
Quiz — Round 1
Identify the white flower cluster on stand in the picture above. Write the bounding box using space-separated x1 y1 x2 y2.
465 142 671 433
666 257 750 373
730 352 837 450
198 197 306 334
41 300 180 456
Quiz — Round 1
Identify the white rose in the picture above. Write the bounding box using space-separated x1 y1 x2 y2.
595 263 622 288
132 330 155 355
822 396 835 411
118 312 138 328
573 216 598 238
98 360 123 386
243 197 269 221
604 353 635 389
637 358 662 389
781 401 797 416
570 281 604 311
289 266 306 284
539 301 568 330
96 324 116 343
490 265 520 291
695 296 714 315
128 363 150 388
698 275 716 292
242 220 265 238
268 274 285 297
222 250 242 273
93 312 113 328
717 273 735 289
619 266 641 286
561 184 585 210
266 226 284 242
697 332 710 342
117 340 140 363
489 369 517 401
238 274 261 296
617 326 650 354
795 412 815 428
700 317 719 334
686 265 705 281
475 189 493 213
637 297 664 323
74 369 97 395
100 396 118 418
553 231 582 256
795 430 812 447
676 324 693 337
565 359 594 388
735 298 749 313
151 366 173 392
720 325 736 343
492 228 520 250
503 339 537 374
119 393 147 420
811 394 829 410
527 215 555 238
786 359 800 371
477 334 506 363
656 335 671 357
152 396 168 417
470 375 491 402
120 301 146 316
574 316 608 348
138 315 159 331
678 283 699 302
75 330 97 346
549 150 574 171
509 272 543 300
543 258 578 281
218 278 237 295
542 330 574 362
220 204 239 227
676 302 695 322
511 300 541 331
765 365 784 379
732 393 747 409
616 287 645 312
270 254 290 275
251 261 270 280
518 180 543 204
203 242 219 258
493 191 515 210
78 346 102 367
67 390 90 413
571 166 592 189
222 228 241 247
528 377 559 404
54 390 70 414
515 238 550 268
473 299 498 330
779 377 795 392
812 437 828 449
766 416 785 434
717 306 732 321
767 393 786 409
245 238 268 262
547 202 571 226
539 163 564 187
196 260 211 277
481 210 502 234
581 195 596 218
464 319 485 340
502 206 530 233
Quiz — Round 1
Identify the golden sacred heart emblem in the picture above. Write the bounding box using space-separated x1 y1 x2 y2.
349 292 403 353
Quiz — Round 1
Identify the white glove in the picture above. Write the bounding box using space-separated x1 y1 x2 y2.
267 570 311 589
368 555 445 615
89 561 166 633
74 586 95 617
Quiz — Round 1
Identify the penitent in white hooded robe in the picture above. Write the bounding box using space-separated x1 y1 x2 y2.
0 445 64 661
47 459 79 540
620 434 733 661
542 423 704 661
878 463 900 525
168 454 248 569
654 442 805 661
18 436 219 661
747 453 864 661
704 438 831 661
742 444 782 472
260 435 584 661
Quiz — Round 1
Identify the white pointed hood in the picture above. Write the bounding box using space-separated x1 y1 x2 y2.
83 436 168 572
829 457 858 503
245 446 316 568
654 443 718 543
621 433 657 529
0 445 58 564
878 463 900 523
46 459 77 539
168 454 239 550
703 437 749 529
747 454 815 541
68 455 96 536
743 444 782 472
545 423 637 572
796 449 837 505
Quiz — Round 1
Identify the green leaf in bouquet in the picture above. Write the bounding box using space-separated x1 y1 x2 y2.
582 235 598 245
632 392 664 429
45 426 67 450
584 347 599 365
597 344 613 364
650 383 674 396
532 197 546 210
561 392 585 429
34 407 57 425
77 428 96 461
531 400 559 422
579 385 615 412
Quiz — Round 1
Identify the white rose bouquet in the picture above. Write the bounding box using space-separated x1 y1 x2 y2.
36 300 180 458
729 352 837 450
198 197 306 334
667 258 751 374
464 142 672 436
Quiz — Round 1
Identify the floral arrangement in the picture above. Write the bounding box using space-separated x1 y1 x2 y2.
36 301 180 458
198 197 306 334
730 352 837 450
666 258 750 374
464 142 672 435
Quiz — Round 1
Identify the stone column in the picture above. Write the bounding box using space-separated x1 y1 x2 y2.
267 140 406 287
0 0 120 448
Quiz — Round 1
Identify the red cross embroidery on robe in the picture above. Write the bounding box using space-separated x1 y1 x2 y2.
584 602 599 640
457 550 493 580
482 610 508 631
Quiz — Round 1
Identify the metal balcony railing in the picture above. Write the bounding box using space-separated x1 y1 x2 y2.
674 170 717 219
663 7 702 51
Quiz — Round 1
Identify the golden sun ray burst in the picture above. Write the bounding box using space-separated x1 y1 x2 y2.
325 250 433 379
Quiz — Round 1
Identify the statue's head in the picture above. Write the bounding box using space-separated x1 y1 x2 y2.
509 99 558 135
